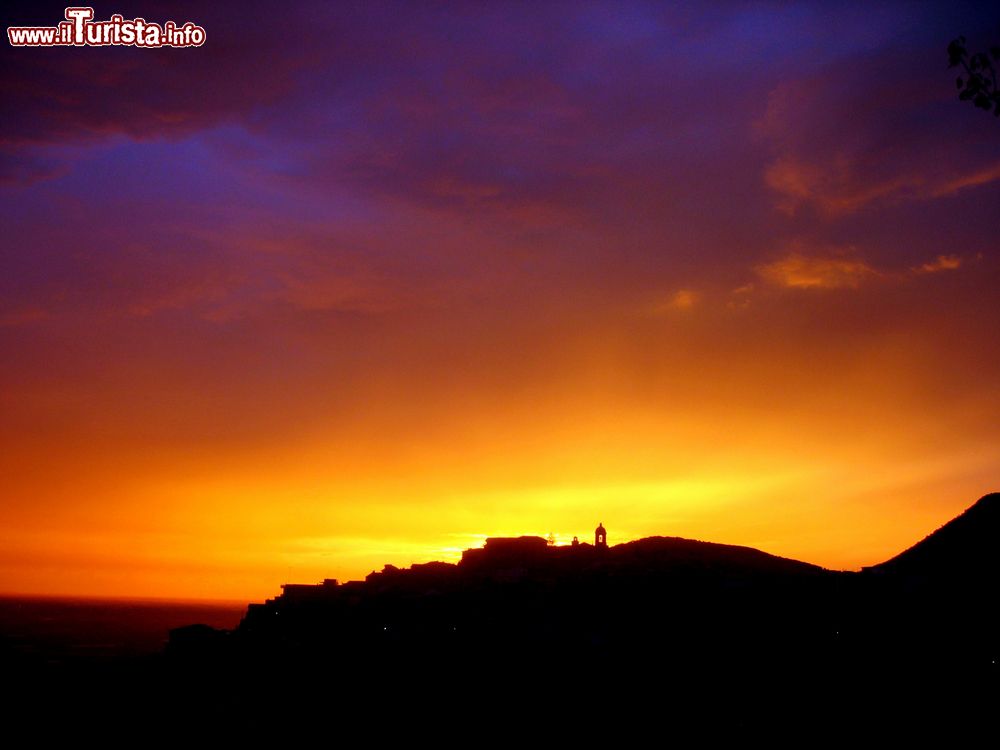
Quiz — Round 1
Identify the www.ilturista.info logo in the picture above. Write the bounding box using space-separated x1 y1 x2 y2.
8 7 206 48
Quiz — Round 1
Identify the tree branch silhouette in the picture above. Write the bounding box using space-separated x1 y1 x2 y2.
948 35 1000 117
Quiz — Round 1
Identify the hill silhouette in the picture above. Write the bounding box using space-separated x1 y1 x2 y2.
844 492 999 704
608 534 826 573
868 492 1000 576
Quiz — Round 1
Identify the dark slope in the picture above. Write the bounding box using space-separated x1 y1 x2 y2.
841 493 999 703
869 492 1000 576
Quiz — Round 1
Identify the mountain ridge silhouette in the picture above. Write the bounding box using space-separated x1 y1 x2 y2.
867 492 1000 576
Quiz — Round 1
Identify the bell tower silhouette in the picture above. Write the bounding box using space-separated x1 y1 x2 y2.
595 522 607 550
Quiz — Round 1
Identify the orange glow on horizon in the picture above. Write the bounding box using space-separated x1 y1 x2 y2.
3 325 997 601
2 3 998 604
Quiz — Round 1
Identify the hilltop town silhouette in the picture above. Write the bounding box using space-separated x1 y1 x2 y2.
6 496 998 738
154 497 999 734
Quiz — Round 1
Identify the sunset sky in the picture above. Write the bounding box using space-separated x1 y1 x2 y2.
2 1 999 601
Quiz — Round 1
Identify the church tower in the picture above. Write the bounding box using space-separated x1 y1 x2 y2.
595 522 607 550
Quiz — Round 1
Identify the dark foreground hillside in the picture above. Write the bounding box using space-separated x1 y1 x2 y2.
5 496 998 739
